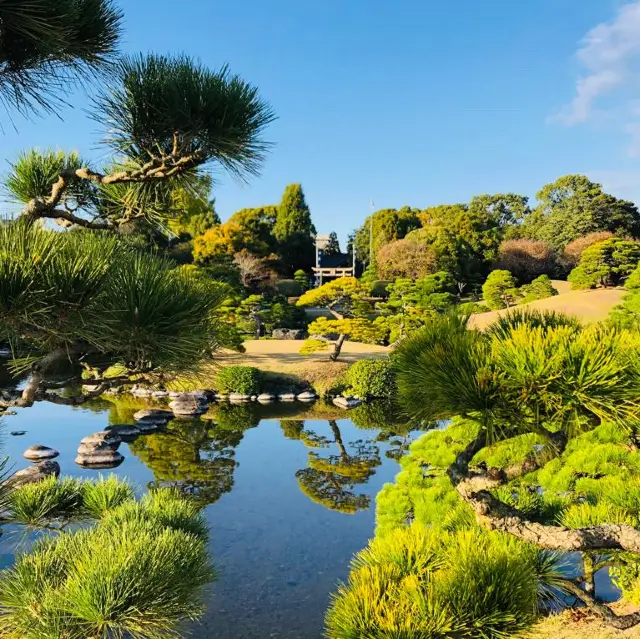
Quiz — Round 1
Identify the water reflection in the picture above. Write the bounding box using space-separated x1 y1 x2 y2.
282 419 381 514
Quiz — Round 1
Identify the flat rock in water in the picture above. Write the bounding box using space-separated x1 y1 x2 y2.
151 390 169 398
23 445 59 461
257 393 275 403
6 461 60 487
133 409 173 422
278 393 296 402
296 391 317 401
75 450 124 467
105 424 140 438
169 395 207 415
10 431 26 436
333 396 362 410
77 441 118 455
80 431 120 447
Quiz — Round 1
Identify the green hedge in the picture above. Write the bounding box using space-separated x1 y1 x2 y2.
344 358 395 399
216 366 262 395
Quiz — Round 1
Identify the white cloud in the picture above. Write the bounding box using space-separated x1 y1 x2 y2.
554 1 640 127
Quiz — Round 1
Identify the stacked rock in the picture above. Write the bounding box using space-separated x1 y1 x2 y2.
169 393 208 417
75 431 123 468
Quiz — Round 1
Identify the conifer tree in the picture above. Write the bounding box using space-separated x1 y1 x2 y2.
274 183 316 273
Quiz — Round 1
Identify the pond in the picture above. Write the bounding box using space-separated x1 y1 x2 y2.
0 398 419 639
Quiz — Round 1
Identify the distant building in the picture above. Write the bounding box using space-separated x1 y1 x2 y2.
312 235 354 286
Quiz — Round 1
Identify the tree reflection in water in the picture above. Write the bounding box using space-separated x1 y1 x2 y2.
286 420 381 514
129 403 260 506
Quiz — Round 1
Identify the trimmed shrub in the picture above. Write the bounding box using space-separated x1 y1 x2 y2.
293 269 309 292
518 274 557 304
215 366 262 394
344 358 395 399
482 269 520 310
275 279 303 297
369 280 392 298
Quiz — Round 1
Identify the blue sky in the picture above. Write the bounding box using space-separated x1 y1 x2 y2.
2 0 639 245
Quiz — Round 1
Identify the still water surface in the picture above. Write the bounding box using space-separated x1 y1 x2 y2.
0 399 418 638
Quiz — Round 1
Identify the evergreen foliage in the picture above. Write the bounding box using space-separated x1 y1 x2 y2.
274 184 316 273
482 269 519 310
0 0 122 115
518 274 558 304
568 237 640 289
0 477 214 639
344 359 395 399
215 365 263 395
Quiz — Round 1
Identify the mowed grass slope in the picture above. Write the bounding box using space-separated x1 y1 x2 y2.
469 284 625 330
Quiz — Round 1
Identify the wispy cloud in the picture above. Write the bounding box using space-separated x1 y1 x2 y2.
554 1 640 132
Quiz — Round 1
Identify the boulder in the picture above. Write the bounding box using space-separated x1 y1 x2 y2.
272 328 305 340
23 445 59 461
278 393 296 402
296 391 317 402
333 396 362 410
257 393 275 403
75 449 124 468
133 409 173 422
6 461 60 487
80 431 120 448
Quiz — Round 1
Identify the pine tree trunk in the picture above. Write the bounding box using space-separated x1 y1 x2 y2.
329 334 346 361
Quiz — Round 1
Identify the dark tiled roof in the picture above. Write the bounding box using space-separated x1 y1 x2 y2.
317 252 352 268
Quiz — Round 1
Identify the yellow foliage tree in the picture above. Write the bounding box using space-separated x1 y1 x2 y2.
297 277 373 360
193 222 265 264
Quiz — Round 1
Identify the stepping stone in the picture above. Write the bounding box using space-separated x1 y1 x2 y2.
169 394 208 416
151 390 169 398
257 393 275 403
6 461 60 487
229 393 251 402
278 393 296 402
133 409 173 422
23 445 59 461
10 431 26 436
296 391 317 402
75 449 124 467
81 431 120 447
105 424 141 438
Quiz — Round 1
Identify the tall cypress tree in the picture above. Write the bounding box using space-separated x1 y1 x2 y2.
274 183 316 273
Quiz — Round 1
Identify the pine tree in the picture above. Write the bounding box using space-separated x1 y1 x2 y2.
274 184 316 273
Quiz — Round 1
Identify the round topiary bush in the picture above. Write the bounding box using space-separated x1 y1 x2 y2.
215 366 262 395
344 358 395 399
276 279 303 297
